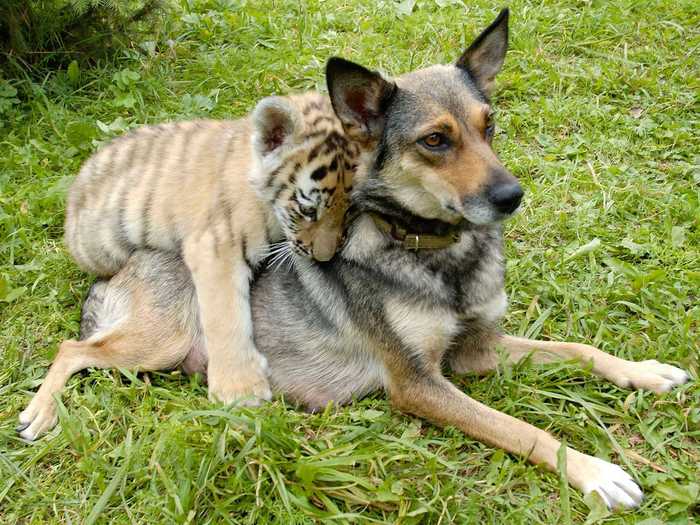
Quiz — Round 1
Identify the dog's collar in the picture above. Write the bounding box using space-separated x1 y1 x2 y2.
368 212 461 250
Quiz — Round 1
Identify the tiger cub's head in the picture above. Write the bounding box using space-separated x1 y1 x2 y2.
250 92 360 262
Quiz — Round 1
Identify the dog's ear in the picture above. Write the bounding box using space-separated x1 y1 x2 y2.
252 96 301 156
456 8 509 97
326 57 396 144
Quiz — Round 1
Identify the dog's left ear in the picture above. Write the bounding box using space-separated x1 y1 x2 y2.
326 57 396 144
456 8 509 97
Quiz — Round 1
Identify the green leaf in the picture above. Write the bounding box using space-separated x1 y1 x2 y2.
0 80 17 98
181 93 215 113
395 0 417 17
113 93 136 108
1 285 27 303
603 257 640 278
557 441 572 525
112 69 141 90
671 226 686 247
96 117 129 135
85 429 135 525
636 519 665 525
66 121 98 148
583 491 610 524
67 60 81 86
632 269 666 291
620 237 648 255
654 480 699 505
375 478 401 502
360 409 384 420
566 238 601 260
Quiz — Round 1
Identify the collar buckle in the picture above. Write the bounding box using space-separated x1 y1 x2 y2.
369 212 460 251
404 234 421 250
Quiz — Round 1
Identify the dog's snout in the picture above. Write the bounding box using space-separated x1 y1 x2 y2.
486 182 523 214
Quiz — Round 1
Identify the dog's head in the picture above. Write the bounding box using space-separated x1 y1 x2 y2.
326 8 521 226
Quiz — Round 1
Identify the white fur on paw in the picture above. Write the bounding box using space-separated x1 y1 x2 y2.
207 351 272 406
617 360 690 393
17 399 58 441
581 457 643 509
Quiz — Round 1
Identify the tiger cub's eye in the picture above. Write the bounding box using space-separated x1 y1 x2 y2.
298 204 316 220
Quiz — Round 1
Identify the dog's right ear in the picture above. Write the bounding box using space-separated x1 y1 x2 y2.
326 57 396 144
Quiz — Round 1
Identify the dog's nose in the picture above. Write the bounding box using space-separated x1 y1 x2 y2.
487 183 523 214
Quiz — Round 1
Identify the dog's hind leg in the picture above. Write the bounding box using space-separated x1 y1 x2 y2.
449 333 690 393
387 368 643 509
18 323 192 441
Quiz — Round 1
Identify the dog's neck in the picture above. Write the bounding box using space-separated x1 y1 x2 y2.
348 178 468 246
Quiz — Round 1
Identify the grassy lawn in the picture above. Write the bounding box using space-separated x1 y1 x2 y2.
1 0 698 522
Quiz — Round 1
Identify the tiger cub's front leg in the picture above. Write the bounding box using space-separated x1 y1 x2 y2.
183 230 271 405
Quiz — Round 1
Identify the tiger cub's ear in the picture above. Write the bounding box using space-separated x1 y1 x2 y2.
252 96 301 156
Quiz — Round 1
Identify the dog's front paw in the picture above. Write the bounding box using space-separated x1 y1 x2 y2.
207 353 272 407
17 395 58 441
613 359 690 393
571 453 643 509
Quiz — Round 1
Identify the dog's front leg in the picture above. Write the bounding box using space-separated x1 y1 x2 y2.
183 232 271 406
387 370 643 509
450 333 690 393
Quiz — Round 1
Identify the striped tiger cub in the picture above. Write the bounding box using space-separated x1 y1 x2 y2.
64 92 366 405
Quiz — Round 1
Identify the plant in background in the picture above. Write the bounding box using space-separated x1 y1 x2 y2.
0 0 166 74
0 79 19 118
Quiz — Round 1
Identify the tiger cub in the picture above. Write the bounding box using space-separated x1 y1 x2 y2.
63 92 365 405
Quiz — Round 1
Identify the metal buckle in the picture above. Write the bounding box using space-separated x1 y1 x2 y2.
404 234 421 250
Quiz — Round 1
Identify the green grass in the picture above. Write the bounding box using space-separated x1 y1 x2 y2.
1 0 699 522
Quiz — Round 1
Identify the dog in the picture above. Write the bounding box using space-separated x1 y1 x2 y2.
19 9 689 509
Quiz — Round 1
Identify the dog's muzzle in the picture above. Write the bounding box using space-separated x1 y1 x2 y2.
486 182 523 215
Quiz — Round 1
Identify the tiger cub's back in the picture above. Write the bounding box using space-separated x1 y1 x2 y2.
65 91 366 277
65 119 257 276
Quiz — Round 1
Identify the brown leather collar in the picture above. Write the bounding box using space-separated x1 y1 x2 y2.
369 212 461 250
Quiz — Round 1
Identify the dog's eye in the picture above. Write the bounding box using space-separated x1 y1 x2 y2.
419 133 450 151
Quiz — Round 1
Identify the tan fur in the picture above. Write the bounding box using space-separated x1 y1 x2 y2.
64 92 365 404
394 103 501 204
18 276 197 439
383 330 688 504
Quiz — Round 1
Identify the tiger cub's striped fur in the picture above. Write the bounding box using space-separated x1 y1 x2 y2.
64 92 367 405
66 93 358 274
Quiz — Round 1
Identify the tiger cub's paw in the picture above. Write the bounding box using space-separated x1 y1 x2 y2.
207 353 272 407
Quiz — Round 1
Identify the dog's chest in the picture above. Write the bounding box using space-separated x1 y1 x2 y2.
383 297 460 358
